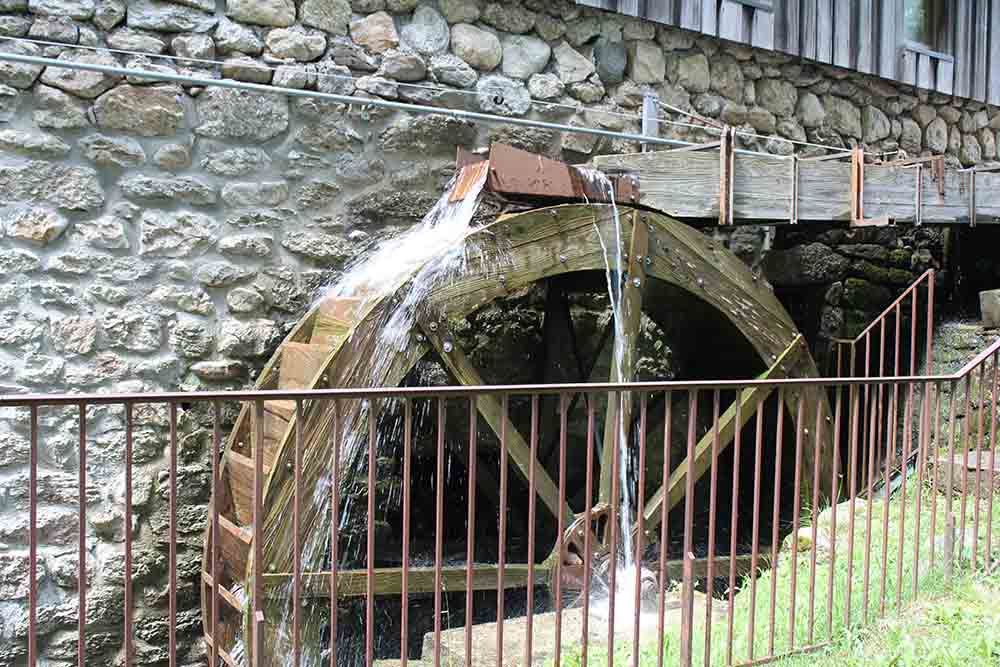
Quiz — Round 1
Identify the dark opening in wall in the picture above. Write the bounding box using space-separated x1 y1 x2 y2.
946 226 1000 320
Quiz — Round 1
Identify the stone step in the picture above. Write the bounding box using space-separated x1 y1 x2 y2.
392 591 726 667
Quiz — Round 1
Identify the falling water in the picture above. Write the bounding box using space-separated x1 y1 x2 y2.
576 167 646 630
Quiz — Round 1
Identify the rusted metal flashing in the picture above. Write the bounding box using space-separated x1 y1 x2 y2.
719 127 736 226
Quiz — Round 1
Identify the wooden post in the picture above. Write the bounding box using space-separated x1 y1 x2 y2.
641 92 659 153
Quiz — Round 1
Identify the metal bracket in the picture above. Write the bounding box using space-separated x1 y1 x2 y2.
969 168 977 227
850 146 865 224
915 163 923 226
719 127 736 226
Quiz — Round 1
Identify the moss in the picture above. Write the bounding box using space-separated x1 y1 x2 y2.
842 277 892 311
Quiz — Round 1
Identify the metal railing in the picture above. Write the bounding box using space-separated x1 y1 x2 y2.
6 334 999 667
828 268 936 379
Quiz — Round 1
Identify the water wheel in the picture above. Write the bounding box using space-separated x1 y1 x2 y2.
201 166 837 667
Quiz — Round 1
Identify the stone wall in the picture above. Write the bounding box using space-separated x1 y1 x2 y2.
0 0 995 665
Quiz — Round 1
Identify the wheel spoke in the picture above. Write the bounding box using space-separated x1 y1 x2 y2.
599 212 648 504
263 564 551 598
421 322 574 523
639 336 804 530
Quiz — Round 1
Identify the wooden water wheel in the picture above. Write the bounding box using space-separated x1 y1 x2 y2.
201 151 837 667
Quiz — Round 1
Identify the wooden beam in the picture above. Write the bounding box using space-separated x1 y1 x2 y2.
263 564 549 598
422 323 573 524
640 336 802 527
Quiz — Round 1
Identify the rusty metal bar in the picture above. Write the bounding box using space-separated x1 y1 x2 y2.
896 382 914 608
844 385 860 627
807 397 822 645
330 401 341 667
434 398 446 667
726 397 742 667
959 375 972 560
294 399 304 667
606 393 620 667
704 390 722 666
748 398 765 662
556 393 569 667
252 400 265 667
210 402 220 667
79 403 88 667
28 405 38 667
367 399 377 667
767 389 785 658
929 383 943 570
788 394 805 651
680 390 699 667
861 384 877 622
912 383 928 596
879 378 896 617
986 353 999 569
972 365 986 569
633 394 646 667
402 398 412 667
465 397 478 667
124 403 134 667
496 395 509 667
582 398 595 667
525 395 539 667
656 391 672 667
826 387 842 641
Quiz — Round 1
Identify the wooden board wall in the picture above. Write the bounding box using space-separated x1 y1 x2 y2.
577 0 1000 105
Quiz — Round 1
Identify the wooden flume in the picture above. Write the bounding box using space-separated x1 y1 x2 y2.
200 145 837 667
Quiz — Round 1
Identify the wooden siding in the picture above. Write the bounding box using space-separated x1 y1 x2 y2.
577 0 1000 105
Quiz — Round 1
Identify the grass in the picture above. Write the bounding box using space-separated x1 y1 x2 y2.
558 483 1000 667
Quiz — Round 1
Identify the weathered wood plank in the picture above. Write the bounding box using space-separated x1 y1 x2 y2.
751 5 774 50
974 0 990 101
900 48 918 86
801 0 817 60
719 0 746 41
917 53 934 90
816 0 833 62
265 565 548 597
855 0 873 73
680 0 703 31
954 0 972 99
989 0 1000 104
832 0 852 68
877 0 898 79
937 58 955 95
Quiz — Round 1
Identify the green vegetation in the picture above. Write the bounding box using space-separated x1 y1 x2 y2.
559 485 1000 667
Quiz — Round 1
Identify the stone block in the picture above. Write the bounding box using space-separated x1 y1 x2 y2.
980 289 1000 327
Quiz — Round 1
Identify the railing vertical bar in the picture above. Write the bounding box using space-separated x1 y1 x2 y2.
79 403 88 667
556 392 569 667
294 400 304 667
124 403 134 667
434 398 446 667
606 393 619 667
496 395 509 667
747 398 764 662
985 353 999 569
168 402 177 667
861 379 877 623
767 389 785 658
330 401 341 667
656 391 672 667
680 389 699 667
210 401 220 667
28 404 38 667
465 397 478 667
252 399 265 667
582 397 595 667
787 394 805 651
726 397 742 667
879 379 895 617
807 396 823 645
704 389 721 666
402 398 412 667
912 382 929 596
844 384 860 628
862 332 871 490
826 386 842 641
929 382 943 570
525 395 539 667
959 375 972 564
876 321 885 492
926 270 935 367
896 381 914 608
632 393 647 667
972 364 986 569
366 399 377 667
945 381 958 559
